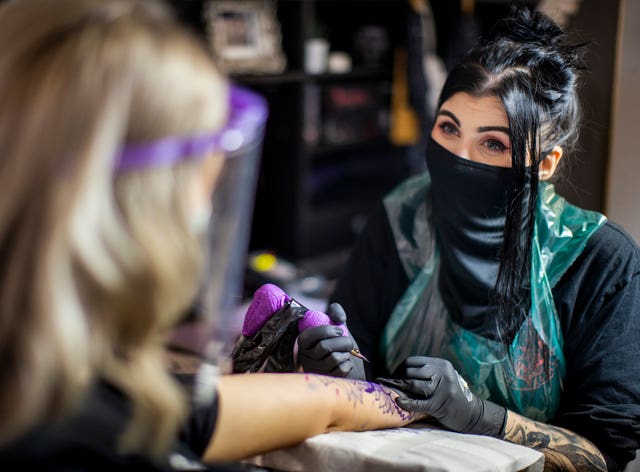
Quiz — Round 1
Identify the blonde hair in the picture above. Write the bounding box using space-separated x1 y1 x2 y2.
0 0 227 456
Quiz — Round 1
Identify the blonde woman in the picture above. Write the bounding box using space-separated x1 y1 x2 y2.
0 0 419 469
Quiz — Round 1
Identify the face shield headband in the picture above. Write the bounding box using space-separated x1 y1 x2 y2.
114 84 268 172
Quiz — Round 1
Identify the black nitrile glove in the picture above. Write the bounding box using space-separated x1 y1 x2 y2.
377 356 506 437
297 303 366 380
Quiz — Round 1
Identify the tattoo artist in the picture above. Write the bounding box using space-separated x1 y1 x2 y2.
298 6 640 471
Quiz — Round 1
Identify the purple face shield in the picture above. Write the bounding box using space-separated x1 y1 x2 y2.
115 85 268 172
116 85 268 405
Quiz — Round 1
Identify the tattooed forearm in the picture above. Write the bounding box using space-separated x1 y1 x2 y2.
304 375 417 422
503 411 606 472
360 380 416 421
305 374 364 404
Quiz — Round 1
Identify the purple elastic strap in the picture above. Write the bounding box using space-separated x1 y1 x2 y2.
114 85 268 173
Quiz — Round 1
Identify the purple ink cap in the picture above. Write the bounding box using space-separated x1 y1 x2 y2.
298 310 349 337
114 85 268 173
242 283 290 337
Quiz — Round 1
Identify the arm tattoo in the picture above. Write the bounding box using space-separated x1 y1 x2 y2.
304 375 416 422
359 380 416 421
504 412 606 471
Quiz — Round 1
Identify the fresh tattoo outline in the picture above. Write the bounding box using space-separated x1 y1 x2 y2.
304 375 416 422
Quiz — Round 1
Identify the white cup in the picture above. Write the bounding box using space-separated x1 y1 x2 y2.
328 52 352 73
304 38 329 74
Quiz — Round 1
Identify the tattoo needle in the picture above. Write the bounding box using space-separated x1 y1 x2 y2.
350 348 369 362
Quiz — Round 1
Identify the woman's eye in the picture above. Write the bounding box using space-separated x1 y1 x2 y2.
438 122 459 136
484 139 509 153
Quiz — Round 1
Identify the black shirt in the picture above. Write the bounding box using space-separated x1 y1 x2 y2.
331 202 640 471
0 379 259 472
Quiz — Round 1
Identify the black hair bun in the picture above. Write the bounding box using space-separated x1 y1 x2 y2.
488 5 587 70
490 6 564 47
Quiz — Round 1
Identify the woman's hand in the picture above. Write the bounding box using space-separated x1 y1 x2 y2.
377 356 505 437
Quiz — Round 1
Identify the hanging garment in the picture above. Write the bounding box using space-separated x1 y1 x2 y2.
380 174 605 421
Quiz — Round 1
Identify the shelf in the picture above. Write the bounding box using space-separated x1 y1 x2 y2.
232 68 391 86
306 137 395 158
309 69 392 82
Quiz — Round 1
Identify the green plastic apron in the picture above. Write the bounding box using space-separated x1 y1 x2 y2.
381 174 606 421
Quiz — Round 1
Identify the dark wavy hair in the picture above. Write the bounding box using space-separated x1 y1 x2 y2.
436 6 587 341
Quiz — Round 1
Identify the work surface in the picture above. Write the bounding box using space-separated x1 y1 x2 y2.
245 423 544 472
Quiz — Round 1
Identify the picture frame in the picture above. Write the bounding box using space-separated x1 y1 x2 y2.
205 0 287 75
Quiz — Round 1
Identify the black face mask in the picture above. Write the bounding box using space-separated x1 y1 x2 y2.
425 136 514 334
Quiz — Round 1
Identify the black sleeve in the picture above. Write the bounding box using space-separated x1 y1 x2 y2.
174 380 298 472
552 222 640 471
175 373 220 459
330 203 411 379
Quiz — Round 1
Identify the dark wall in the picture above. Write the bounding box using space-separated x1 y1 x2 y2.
554 0 619 212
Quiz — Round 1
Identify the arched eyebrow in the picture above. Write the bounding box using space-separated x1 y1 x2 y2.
478 126 511 136
437 108 510 136
436 109 460 127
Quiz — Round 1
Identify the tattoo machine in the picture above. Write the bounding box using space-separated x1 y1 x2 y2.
231 283 366 373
